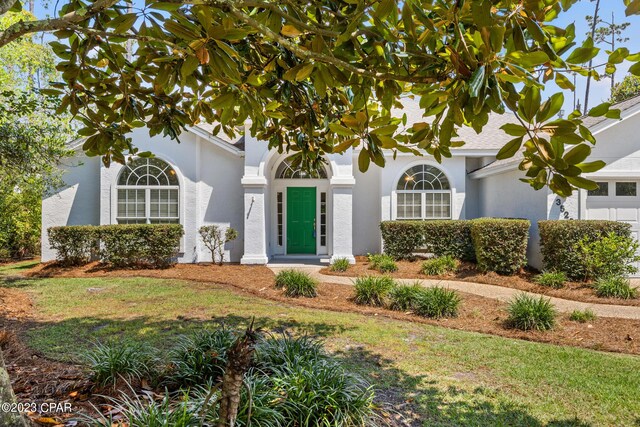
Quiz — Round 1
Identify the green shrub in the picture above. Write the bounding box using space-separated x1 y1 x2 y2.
413 286 461 318
377 258 398 273
330 257 351 272
507 294 556 331
274 269 318 297
380 220 474 261
421 255 458 276
367 253 394 268
470 218 530 275
83 340 157 387
48 225 99 266
594 276 638 299
533 271 566 289
539 220 632 280
167 328 237 387
388 282 424 311
576 232 640 281
255 334 329 370
99 224 184 268
569 309 597 323
353 275 395 306
379 222 424 260
199 224 238 265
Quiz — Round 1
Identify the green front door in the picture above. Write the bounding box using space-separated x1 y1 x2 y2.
287 187 316 254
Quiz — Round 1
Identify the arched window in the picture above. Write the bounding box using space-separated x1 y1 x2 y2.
396 165 451 220
116 158 179 224
275 156 328 179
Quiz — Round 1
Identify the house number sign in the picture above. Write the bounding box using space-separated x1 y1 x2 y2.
555 198 572 220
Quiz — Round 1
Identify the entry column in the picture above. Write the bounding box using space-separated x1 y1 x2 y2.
330 177 356 264
240 176 269 264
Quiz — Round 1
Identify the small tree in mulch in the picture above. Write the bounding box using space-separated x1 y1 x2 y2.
199 225 238 265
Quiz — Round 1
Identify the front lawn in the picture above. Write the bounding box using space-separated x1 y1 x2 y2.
1 262 640 426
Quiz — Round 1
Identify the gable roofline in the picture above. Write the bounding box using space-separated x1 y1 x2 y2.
187 125 245 156
469 95 640 180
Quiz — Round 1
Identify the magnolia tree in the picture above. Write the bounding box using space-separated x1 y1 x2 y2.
1 0 640 196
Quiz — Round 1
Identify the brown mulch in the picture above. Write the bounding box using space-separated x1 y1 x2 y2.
320 256 640 307
17 261 640 356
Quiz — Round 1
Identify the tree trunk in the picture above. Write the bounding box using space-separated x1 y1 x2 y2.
584 0 600 115
216 320 258 427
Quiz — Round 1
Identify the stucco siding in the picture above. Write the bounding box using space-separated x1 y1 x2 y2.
41 153 101 261
478 169 548 269
353 162 382 255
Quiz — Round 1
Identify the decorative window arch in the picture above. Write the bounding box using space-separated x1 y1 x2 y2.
116 158 180 224
275 156 328 179
396 164 452 220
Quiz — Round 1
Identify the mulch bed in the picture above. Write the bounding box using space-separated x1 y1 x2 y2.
1 261 640 424
320 256 640 307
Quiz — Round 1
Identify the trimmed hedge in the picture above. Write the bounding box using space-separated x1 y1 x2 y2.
470 218 530 275
539 220 632 280
99 224 184 268
48 226 99 266
48 224 183 268
380 220 474 261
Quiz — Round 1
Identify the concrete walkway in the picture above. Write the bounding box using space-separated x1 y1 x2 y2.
267 264 640 320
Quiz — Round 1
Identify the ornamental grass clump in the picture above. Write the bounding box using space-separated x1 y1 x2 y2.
507 294 556 331
594 276 638 299
533 271 567 289
83 340 157 387
353 275 395 306
412 286 461 318
569 309 597 323
274 269 318 297
330 257 351 272
420 255 458 276
166 328 237 387
387 282 424 311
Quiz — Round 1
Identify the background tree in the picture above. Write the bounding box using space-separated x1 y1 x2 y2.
0 11 73 259
1 0 640 198
586 10 630 92
610 74 640 103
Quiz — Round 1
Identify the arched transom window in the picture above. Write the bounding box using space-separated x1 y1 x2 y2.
116 158 179 224
275 156 328 179
396 165 451 220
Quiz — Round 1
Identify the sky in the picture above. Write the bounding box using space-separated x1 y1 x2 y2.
30 0 640 112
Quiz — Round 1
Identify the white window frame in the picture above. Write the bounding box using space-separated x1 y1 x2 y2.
393 163 453 221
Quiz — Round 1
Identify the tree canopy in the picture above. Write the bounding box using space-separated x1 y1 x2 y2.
610 73 640 103
1 0 640 196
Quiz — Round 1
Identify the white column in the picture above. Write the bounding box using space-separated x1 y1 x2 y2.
240 176 269 264
330 177 356 264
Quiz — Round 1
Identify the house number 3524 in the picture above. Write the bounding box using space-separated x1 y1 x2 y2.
555 198 572 220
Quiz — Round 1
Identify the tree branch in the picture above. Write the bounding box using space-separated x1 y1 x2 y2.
0 0 119 47
0 0 17 16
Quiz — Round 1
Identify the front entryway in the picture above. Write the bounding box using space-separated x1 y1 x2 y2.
287 187 316 254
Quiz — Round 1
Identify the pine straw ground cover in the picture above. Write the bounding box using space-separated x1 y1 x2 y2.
321 256 640 307
0 260 639 425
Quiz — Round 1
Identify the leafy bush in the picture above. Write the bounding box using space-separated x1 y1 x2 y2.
377 258 398 273
533 271 566 289
353 275 395 306
367 253 394 268
539 220 632 280
380 220 474 261
274 269 318 297
48 225 99 266
470 218 530 275
594 276 638 299
99 224 184 268
167 328 237 387
421 255 458 276
576 232 640 281
330 257 351 272
0 187 42 259
255 334 329 370
569 309 597 323
83 340 157 387
507 294 556 331
388 282 424 311
413 286 461 318
199 224 238 265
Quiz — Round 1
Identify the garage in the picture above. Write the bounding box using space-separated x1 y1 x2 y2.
585 179 640 275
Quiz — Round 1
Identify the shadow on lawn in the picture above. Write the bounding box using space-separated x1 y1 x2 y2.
7 313 594 427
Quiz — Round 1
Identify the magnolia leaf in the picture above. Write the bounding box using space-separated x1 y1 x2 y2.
563 144 591 165
588 102 611 117
577 160 606 173
281 25 303 37
496 136 523 160
501 123 528 137
566 176 599 190
358 148 371 172
469 65 485 98
566 41 599 64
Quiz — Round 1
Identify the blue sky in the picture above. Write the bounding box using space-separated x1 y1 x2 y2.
32 0 640 111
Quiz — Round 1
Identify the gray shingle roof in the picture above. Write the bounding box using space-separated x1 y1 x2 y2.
194 123 245 151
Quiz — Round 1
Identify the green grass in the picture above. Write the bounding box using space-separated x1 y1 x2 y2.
2 270 640 425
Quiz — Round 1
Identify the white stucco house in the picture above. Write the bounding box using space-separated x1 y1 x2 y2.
41 96 640 270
